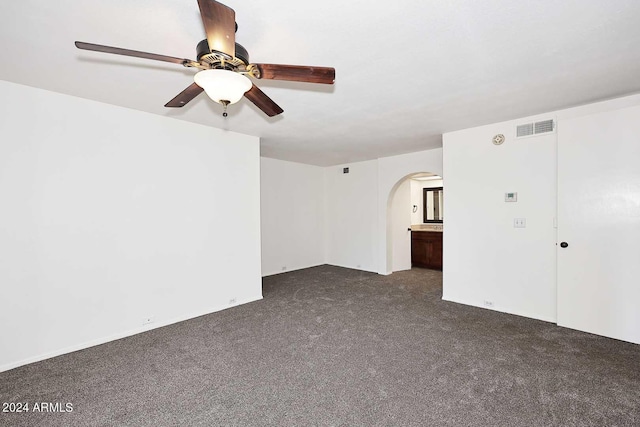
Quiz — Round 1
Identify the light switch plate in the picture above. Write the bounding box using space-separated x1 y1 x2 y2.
514 218 526 228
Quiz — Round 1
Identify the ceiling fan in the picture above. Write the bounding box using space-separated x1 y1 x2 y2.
75 0 335 117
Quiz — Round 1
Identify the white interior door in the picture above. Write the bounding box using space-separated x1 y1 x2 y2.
557 105 640 344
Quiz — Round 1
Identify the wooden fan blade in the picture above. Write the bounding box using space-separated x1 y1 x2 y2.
75 41 190 65
251 64 335 84
244 85 283 117
165 83 204 107
197 0 236 58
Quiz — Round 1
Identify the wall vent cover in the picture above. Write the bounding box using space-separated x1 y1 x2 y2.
516 119 554 138
516 123 534 138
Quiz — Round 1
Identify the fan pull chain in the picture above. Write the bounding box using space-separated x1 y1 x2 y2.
220 100 230 117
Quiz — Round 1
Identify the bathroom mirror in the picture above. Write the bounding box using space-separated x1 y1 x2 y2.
423 187 443 223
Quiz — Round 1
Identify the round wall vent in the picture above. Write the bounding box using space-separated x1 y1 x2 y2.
492 134 505 145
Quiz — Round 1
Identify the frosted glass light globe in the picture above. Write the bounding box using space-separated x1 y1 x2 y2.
194 69 252 104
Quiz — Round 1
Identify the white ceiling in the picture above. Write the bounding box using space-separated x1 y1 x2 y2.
2 0 640 166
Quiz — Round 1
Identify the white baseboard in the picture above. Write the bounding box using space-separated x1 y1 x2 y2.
261 263 325 277
325 262 378 274
442 295 556 324
0 294 263 373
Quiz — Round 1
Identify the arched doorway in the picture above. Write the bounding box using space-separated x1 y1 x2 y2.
386 172 443 273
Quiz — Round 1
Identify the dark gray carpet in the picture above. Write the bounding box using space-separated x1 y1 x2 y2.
1 265 639 426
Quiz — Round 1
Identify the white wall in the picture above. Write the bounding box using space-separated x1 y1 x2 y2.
0 81 262 372
390 179 411 272
443 121 557 322
442 93 640 324
322 149 443 274
264 150 442 276
324 160 379 272
410 179 444 224
260 157 324 276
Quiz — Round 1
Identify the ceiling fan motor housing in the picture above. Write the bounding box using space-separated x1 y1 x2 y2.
196 39 249 69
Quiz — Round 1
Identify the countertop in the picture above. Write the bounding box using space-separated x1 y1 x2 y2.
411 224 443 232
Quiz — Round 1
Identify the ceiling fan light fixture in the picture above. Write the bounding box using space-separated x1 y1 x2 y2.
193 69 252 105
75 0 334 117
